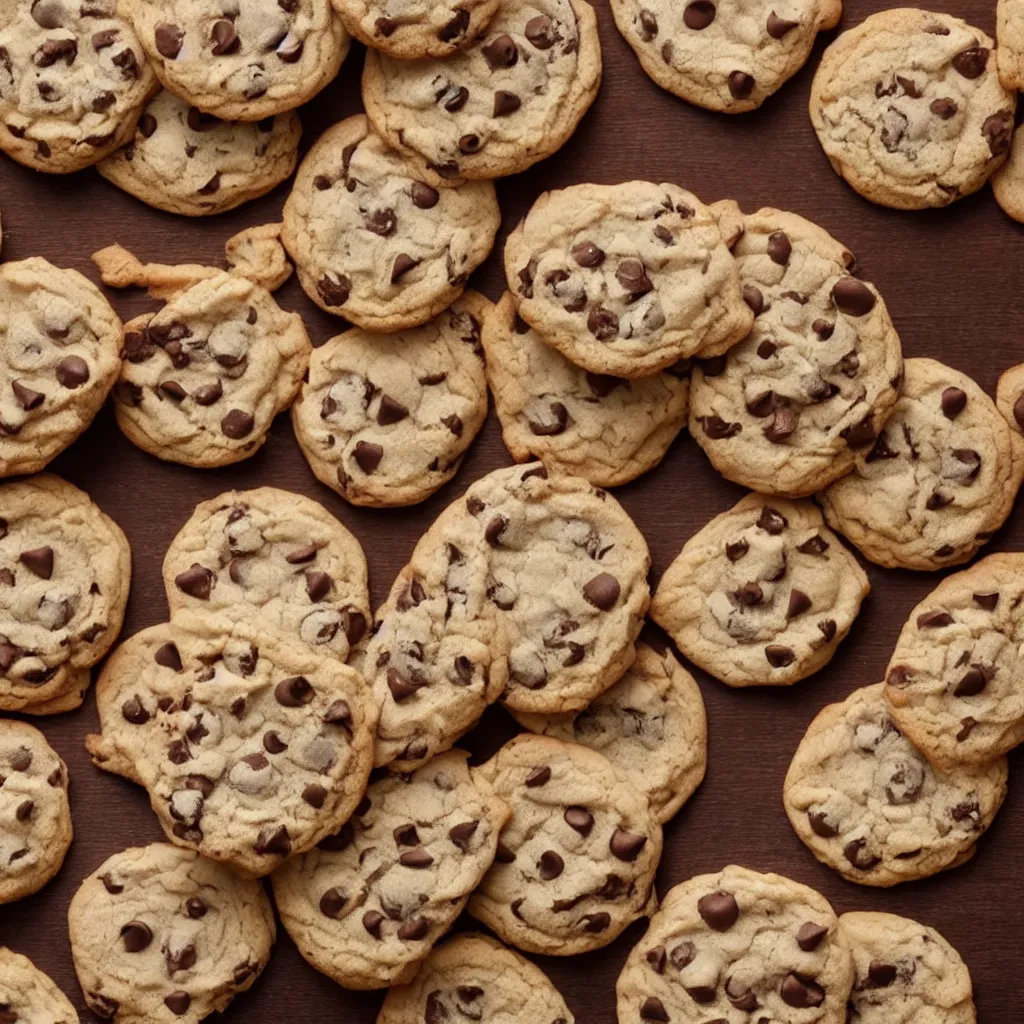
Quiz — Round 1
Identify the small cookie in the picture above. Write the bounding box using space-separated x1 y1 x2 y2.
291 292 489 507
991 122 1024 223
469 734 662 956
334 0 499 58
362 0 601 184
998 0 1024 91
810 9 1016 209
483 292 690 487
1 475 130 716
689 206 903 496
282 116 499 331
68 843 275 1024
272 750 510 990
0 947 79 1023
840 911 975 1024
511 640 707 824
162 487 370 662
996 360 1024 439
651 494 869 687
98 90 301 217
616 865 853 1024
819 357 1022 571
0 719 71 905
86 613 377 877
783 683 1009 887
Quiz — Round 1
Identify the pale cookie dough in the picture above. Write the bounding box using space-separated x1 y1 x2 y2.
272 750 510 990
362 0 601 184
0 947 79 1024
998 0 1024 91
125 0 350 121
840 911 975 1024
469 734 662 956
511 640 707 824
819 358 1023 571
282 116 499 332
68 844 275 1024
616 865 853 1024
690 206 903 497
0 719 71 905
1 475 130 716
783 683 1009 887
991 122 1024 223
85 612 377 877
163 487 370 663
483 292 690 487
810 9 1016 210
505 181 752 379
98 90 301 217
334 0 499 58
291 291 489 507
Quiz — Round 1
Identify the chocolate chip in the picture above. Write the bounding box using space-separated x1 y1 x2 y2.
54 354 90 389
175 564 213 599
255 824 292 856
211 19 239 55
442 413 464 436
363 910 384 937
697 890 739 930
121 696 150 724
868 960 897 987
727 70 755 98
796 921 828 951
780 973 824 1008
583 573 620 610
787 589 811 619
164 993 190 1016
526 14 556 47
638 9 658 40
377 394 409 425
930 97 958 119
318 273 350 307
483 33 518 68
387 668 423 702
276 32 303 61
159 380 187 402
616 259 653 298
757 506 787 534
493 90 521 116
573 241 605 267
185 897 207 918
742 284 764 314
12 380 44 411
984 111 1014 155
353 441 383 474
917 610 953 628
525 766 551 787
725 539 749 561
844 837 880 870
392 253 420 282
320 887 346 917
305 571 332 602
221 409 254 439
952 47 989 78
398 917 429 940
700 415 741 439
438 7 470 40
485 515 508 546
528 402 569 435
832 277 876 316
683 0 715 28
581 912 610 932
564 806 594 835
639 997 669 1021
765 645 795 667
120 921 152 952
31 0 64 29
263 731 287 754
587 307 619 341
445 87 470 112
957 717 977 741
275 676 313 706
448 820 478 851
154 23 183 58
763 404 797 443
538 850 564 879
973 592 999 610
733 581 763 606
155 642 183 671
841 416 876 447
955 665 990 696
767 10 798 36
411 182 439 208
19 546 53 579
610 829 647 861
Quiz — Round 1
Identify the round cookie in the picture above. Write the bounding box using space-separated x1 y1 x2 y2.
334 0 499 58
0 720 72 905
998 0 1024 91
996 360 1024 441
469 735 661 956
482 292 690 487
818 358 1023 571
651 494 869 688
124 0 350 121
505 181 753 379
98 90 301 217
291 292 490 507
689 206 904 497
283 117 499 332
362 0 601 184
85 613 377 877
840 911 975 1024
272 750 510 990
510 640 707 824
991 121 1024 223
810 9 1016 210
783 683 1009 887
162 487 370 663
68 843 275 1024
1 475 131 716
0 947 79 1023
616 865 853 1024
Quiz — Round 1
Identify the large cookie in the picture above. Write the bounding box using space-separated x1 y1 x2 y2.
334 0 499 57
0 947 79 1024
783 683 1009 886
85 613 377 877
272 750 509 990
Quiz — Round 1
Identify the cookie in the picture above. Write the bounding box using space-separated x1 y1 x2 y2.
839 911 975 1024
468 734 662 956
510 640 707 824
376 933 574 1024
162 487 370 662
818 357 1023 571
996 360 1024 437
68 843 275 1024
362 0 601 184
689 206 903 497
611 0 840 113
650 494 869 688
482 292 690 487
783 683 1009 887
0 0 157 173
291 291 490 507
991 121 1024 223
98 90 302 217
616 865 853 1024
282 116 499 332
883 553 1024 771
505 182 753 379
125 0 350 121
85 612 377 877
272 750 510 990
0 719 72 905
0 947 79 1024
334 0 499 58
810 9 1016 210
1 475 131 716
998 0 1024 91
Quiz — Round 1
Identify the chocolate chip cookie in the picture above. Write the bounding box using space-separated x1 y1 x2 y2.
1 474 131 716
334 0 499 58
272 750 510 990
991 121 1024 223
810 9 1016 209
68 843 275 1024
783 683 1009 886
0 947 79 1023
998 0 1024 91
996 360 1024 439
86 613 377 877
291 291 489 507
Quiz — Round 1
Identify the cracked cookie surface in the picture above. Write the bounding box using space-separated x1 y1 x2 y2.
334 0 499 58
0 947 79 1024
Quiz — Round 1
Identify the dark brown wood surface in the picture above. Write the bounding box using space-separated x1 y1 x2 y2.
3 0 1024 1019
